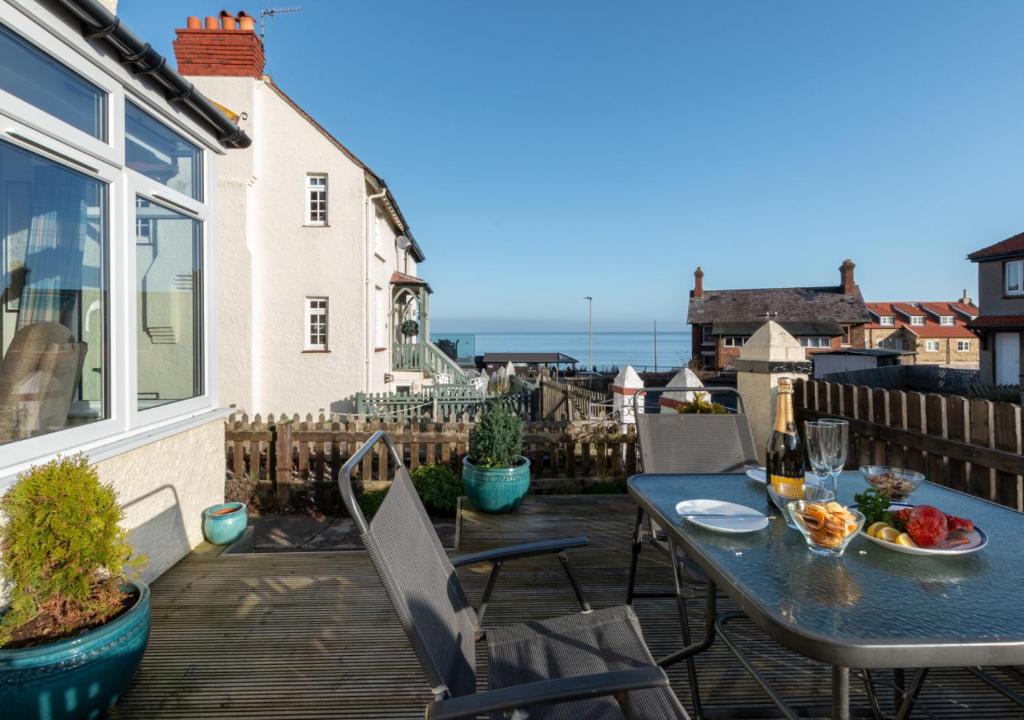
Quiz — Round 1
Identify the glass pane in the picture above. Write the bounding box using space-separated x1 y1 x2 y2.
1008 262 1022 293
136 198 202 410
0 24 106 140
0 140 107 444
126 102 203 201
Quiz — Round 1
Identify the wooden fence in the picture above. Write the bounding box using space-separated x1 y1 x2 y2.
225 412 635 505
794 379 1024 511
539 379 612 422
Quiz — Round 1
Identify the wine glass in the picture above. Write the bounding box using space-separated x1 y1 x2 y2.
820 419 849 495
804 421 838 495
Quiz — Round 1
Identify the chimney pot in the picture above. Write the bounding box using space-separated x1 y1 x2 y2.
238 12 256 32
186 16 201 29
220 10 238 30
175 13 266 78
839 258 856 294
204 16 219 30
693 266 704 299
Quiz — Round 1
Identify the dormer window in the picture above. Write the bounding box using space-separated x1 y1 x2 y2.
880 315 894 326
910 316 925 326
940 316 954 326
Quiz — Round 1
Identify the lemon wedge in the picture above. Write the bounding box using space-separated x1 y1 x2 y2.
877 526 901 543
895 533 917 548
866 522 889 538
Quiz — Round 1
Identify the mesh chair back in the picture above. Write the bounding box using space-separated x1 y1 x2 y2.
352 463 478 698
636 413 758 474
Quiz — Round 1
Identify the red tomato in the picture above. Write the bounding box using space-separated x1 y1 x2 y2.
906 505 948 547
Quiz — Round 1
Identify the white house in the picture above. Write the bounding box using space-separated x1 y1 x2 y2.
171 13 464 416
0 0 247 582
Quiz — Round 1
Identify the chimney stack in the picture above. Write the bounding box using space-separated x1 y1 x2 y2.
960 288 974 306
692 266 704 299
839 259 856 294
173 11 265 78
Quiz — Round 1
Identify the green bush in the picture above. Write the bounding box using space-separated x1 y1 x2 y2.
674 392 728 414
411 464 462 516
357 490 388 520
469 400 524 469
400 319 419 337
0 455 141 647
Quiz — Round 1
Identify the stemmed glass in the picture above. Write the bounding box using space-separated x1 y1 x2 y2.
804 421 837 494
822 419 849 494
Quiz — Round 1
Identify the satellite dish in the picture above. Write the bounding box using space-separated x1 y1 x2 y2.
396 235 412 251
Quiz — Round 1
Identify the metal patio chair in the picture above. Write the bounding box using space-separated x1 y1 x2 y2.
624 386 758 717
339 431 690 720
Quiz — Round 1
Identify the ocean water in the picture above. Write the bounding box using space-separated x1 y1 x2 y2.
431 331 692 372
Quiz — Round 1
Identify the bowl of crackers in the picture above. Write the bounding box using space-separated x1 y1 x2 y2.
787 500 865 558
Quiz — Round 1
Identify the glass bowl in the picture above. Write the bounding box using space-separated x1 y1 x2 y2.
859 466 925 500
767 482 835 529
786 500 865 557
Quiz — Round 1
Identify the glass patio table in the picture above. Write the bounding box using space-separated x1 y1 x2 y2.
628 471 1024 720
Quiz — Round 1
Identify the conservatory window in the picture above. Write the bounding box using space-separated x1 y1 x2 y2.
126 101 203 201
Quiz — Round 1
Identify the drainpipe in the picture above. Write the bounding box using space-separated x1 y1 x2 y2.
364 186 387 393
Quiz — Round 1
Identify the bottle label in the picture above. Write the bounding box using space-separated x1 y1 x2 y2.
770 474 805 499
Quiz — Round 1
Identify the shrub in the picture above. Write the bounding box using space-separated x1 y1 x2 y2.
469 400 524 469
357 490 388 520
0 455 142 647
400 319 419 337
225 472 261 516
674 392 728 415
411 464 461 516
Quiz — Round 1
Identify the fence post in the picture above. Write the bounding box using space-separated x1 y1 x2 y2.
274 418 293 506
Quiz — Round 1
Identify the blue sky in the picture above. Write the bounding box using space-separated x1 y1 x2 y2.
121 1 1023 332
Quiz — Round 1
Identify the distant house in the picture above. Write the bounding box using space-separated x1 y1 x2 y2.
863 298 978 367
967 232 1024 386
172 15 465 414
687 260 870 371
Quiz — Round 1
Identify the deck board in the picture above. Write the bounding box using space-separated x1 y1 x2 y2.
111 495 1024 719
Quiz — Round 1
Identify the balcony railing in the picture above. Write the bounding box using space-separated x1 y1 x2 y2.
393 341 470 385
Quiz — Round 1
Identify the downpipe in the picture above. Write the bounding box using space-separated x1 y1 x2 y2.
365 187 387 392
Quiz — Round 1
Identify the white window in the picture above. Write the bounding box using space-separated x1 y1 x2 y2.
373 206 382 251
910 316 925 326
722 336 746 347
306 174 327 225
876 340 885 348
880 315 895 326
304 297 328 350
1006 260 1023 295
374 286 387 348
799 337 830 348
957 340 972 352
940 316 954 326
924 340 941 352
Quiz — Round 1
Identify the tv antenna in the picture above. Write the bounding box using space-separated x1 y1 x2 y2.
260 6 302 39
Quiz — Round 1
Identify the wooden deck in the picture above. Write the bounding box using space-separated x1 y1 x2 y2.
111 496 1024 719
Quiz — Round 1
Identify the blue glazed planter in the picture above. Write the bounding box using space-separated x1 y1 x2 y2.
0 581 150 720
202 502 248 545
462 457 531 513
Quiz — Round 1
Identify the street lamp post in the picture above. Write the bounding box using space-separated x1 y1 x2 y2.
584 296 593 378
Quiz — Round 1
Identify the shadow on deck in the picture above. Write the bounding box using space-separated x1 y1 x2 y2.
111 495 1024 719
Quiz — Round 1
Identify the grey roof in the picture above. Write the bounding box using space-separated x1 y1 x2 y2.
814 348 915 357
712 320 844 337
482 352 578 364
688 286 870 326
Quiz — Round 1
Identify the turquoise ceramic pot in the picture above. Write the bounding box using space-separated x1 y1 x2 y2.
462 457 531 513
0 581 150 720
202 502 248 545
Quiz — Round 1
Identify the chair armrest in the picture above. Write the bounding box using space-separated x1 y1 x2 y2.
426 666 670 720
450 536 589 567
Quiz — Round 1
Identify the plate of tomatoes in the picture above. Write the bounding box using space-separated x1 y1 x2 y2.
854 489 986 556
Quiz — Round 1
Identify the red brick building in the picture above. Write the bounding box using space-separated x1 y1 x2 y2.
687 260 870 371
863 299 979 367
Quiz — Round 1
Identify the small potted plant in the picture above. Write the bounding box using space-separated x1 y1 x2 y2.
400 319 419 339
0 455 149 720
462 401 529 513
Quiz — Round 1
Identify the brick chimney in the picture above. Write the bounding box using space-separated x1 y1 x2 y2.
839 259 856 294
959 288 974 306
692 266 704 299
173 12 265 78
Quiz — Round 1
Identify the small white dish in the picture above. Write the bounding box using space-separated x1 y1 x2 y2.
675 499 769 534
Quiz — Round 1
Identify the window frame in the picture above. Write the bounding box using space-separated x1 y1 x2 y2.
722 336 746 348
304 296 329 351
1006 259 1024 296
305 173 328 226
924 339 941 352
799 336 831 348
957 340 972 352
701 325 714 344
909 315 925 326
879 315 894 326
939 315 954 326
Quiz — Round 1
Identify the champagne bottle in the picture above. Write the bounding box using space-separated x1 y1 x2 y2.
766 377 805 511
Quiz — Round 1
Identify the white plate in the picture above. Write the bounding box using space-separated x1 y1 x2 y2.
745 467 818 485
675 499 769 534
856 503 988 556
